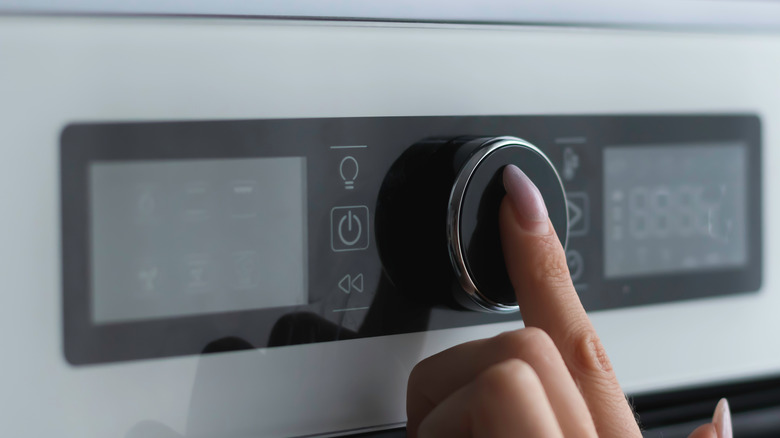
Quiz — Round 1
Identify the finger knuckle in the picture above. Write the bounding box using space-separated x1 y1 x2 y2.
475 359 537 403
519 326 556 352
407 360 426 389
408 347 450 384
495 327 557 360
406 357 438 401
568 329 614 379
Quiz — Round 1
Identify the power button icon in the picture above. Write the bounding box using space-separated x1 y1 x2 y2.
331 206 370 252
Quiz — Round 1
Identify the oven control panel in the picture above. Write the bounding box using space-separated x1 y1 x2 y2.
61 114 762 364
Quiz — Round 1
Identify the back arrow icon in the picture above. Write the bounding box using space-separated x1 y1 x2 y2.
351 273 363 293
338 273 365 294
338 274 351 294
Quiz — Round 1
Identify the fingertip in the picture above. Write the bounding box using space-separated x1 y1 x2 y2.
502 165 550 235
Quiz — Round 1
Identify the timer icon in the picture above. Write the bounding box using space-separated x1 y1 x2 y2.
339 156 359 190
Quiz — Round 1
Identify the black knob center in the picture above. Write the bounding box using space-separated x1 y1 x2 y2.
449 138 568 312
376 136 568 313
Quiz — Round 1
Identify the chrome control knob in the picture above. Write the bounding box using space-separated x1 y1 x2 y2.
376 136 568 313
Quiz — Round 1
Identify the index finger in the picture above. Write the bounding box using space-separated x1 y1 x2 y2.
499 165 641 437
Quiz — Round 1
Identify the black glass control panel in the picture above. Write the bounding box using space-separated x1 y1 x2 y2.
61 114 762 364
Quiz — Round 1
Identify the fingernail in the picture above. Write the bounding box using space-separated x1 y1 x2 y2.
503 165 549 235
712 398 733 438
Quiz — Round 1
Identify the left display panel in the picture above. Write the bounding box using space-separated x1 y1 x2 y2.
89 157 308 324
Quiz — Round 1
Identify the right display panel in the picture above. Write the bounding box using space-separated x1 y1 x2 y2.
603 142 747 279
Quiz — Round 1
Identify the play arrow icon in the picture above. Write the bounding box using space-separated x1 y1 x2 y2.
568 200 583 231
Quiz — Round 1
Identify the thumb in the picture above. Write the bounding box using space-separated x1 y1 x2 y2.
687 398 732 438
712 398 733 438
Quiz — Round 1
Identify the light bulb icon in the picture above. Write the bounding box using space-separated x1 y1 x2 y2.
339 156 359 190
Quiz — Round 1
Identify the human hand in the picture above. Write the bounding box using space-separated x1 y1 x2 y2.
406 165 732 438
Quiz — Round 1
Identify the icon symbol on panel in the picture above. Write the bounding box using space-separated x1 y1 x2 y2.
566 192 590 237
331 206 370 252
134 257 162 296
183 182 212 221
338 273 364 294
230 180 258 218
183 254 212 294
190 266 206 286
339 156 359 190
339 211 362 246
138 267 158 293
562 147 580 181
232 251 259 290
134 184 159 223
566 250 584 282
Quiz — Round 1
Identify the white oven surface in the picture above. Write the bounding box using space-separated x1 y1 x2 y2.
1 17 779 437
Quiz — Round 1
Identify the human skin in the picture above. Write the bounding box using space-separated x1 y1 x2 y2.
405 165 731 438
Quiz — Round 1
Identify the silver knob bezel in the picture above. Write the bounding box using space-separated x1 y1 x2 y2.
446 136 569 314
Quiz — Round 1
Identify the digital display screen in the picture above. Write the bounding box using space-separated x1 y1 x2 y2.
89 157 308 324
603 143 747 278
